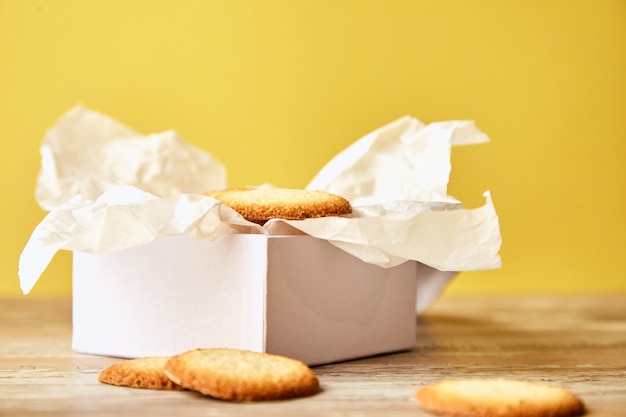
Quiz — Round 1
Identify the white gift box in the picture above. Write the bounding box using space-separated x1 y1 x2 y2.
71 234 448 366
20 107 501 365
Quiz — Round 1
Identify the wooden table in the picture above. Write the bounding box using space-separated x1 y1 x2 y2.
1 295 625 416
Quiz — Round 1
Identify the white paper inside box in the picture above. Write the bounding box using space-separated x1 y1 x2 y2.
72 234 419 366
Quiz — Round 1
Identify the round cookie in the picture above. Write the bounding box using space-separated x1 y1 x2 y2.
98 356 182 390
163 348 319 401
416 379 585 417
205 188 351 224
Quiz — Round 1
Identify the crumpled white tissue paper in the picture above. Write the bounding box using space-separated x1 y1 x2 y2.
19 106 502 307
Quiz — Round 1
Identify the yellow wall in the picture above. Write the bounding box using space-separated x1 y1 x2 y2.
1 0 624 297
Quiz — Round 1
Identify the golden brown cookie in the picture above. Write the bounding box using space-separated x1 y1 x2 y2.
164 348 319 401
415 379 585 417
98 356 182 390
205 188 351 224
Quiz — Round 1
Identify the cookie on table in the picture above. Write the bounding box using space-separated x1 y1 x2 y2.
415 379 585 417
205 187 352 224
98 356 182 390
164 348 319 401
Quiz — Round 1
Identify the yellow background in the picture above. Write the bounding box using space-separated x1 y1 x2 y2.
1 0 624 297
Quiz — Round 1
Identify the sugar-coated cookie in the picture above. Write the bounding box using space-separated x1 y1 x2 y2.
98 356 183 390
164 348 319 401
205 187 351 224
416 379 585 417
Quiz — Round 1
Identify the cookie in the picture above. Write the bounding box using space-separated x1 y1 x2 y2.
164 348 319 401
98 356 182 390
205 188 351 224
415 379 585 417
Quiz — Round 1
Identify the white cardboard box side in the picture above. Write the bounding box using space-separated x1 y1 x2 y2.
72 234 418 365
265 236 417 365
72 235 268 358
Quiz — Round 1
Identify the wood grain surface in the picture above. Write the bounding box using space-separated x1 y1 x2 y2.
1 295 624 416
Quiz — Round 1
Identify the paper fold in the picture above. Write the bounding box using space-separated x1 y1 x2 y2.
35 105 226 211
307 116 489 205
19 106 502 304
